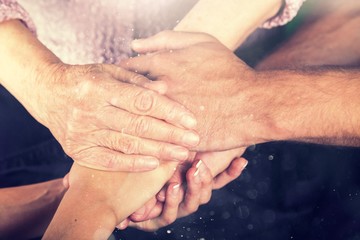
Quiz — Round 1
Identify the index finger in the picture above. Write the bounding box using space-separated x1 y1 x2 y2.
108 80 198 130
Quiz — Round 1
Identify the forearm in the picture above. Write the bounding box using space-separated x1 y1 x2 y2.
0 20 61 124
44 161 178 239
175 0 282 50
43 187 117 240
0 179 66 239
252 68 360 146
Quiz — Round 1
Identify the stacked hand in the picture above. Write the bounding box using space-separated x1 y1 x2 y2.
118 148 248 231
35 63 200 171
62 31 255 231
113 31 258 230
121 31 272 151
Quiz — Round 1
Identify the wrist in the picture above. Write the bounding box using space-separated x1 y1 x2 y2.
31 62 68 125
230 70 291 146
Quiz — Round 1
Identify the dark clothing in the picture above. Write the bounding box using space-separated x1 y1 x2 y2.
0 85 71 188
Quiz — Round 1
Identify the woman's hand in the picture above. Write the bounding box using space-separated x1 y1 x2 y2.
34 63 200 171
0 21 199 172
120 150 248 231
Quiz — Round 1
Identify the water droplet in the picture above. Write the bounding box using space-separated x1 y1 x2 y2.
248 144 256 151
222 211 231 219
247 224 254 230
237 205 250 219
247 189 258 199
166 230 171 234
268 155 274 160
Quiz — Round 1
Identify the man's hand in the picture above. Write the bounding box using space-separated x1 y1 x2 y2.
36 63 200 171
122 31 275 151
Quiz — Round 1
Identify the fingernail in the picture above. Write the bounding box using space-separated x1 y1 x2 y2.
170 147 189 161
182 131 200 147
242 160 248 170
142 157 159 169
131 39 143 50
196 160 203 169
118 221 128 230
181 114 197 129
172 183 180 195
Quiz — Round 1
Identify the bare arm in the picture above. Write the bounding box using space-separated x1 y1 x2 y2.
257 68 360 146
0 179 66 239
124 32 360 148
0 20 199 171
175 0 283 50
43 161 178 239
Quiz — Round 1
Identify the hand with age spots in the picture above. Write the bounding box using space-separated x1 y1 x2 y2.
0 21 200 172
37 63 200 171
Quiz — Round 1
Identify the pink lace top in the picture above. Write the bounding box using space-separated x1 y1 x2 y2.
0 0 305 64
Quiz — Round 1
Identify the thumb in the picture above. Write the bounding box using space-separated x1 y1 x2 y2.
62 173 70 189
131 30 218 53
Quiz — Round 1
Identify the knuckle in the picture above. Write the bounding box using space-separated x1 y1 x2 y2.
121 138 139 155
202 195 211 204
134 90 155 113
161 215 175 226
133 116 150 136
165 104 178 122
166 128 177 143
158 144 170 159
102 157 116 169
128 158 137 172
186 204 198 213
202 172 213 185
129 73 146 85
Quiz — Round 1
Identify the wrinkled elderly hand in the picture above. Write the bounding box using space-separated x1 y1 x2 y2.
35 63 199 171
122 31 272 151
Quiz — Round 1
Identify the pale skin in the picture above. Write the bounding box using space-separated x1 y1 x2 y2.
43 0 285 236
43 156 248 239
120 0 360 228
124 0 285 227
124 31 360 148
172 0 283 50
0 0 301 238
2 0 277 236
0 20 199 172
102 0 359 232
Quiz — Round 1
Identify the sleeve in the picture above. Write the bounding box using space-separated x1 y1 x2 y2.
262 0 306 29
0 0 36 33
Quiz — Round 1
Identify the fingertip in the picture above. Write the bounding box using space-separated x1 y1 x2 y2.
131 39 144 51
144 80 168 94
157 189 166 202
241 158 249 170
180 114 198 130
62 174 70 189
138 157 160 171
170 183 181 197
116 219 129 230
